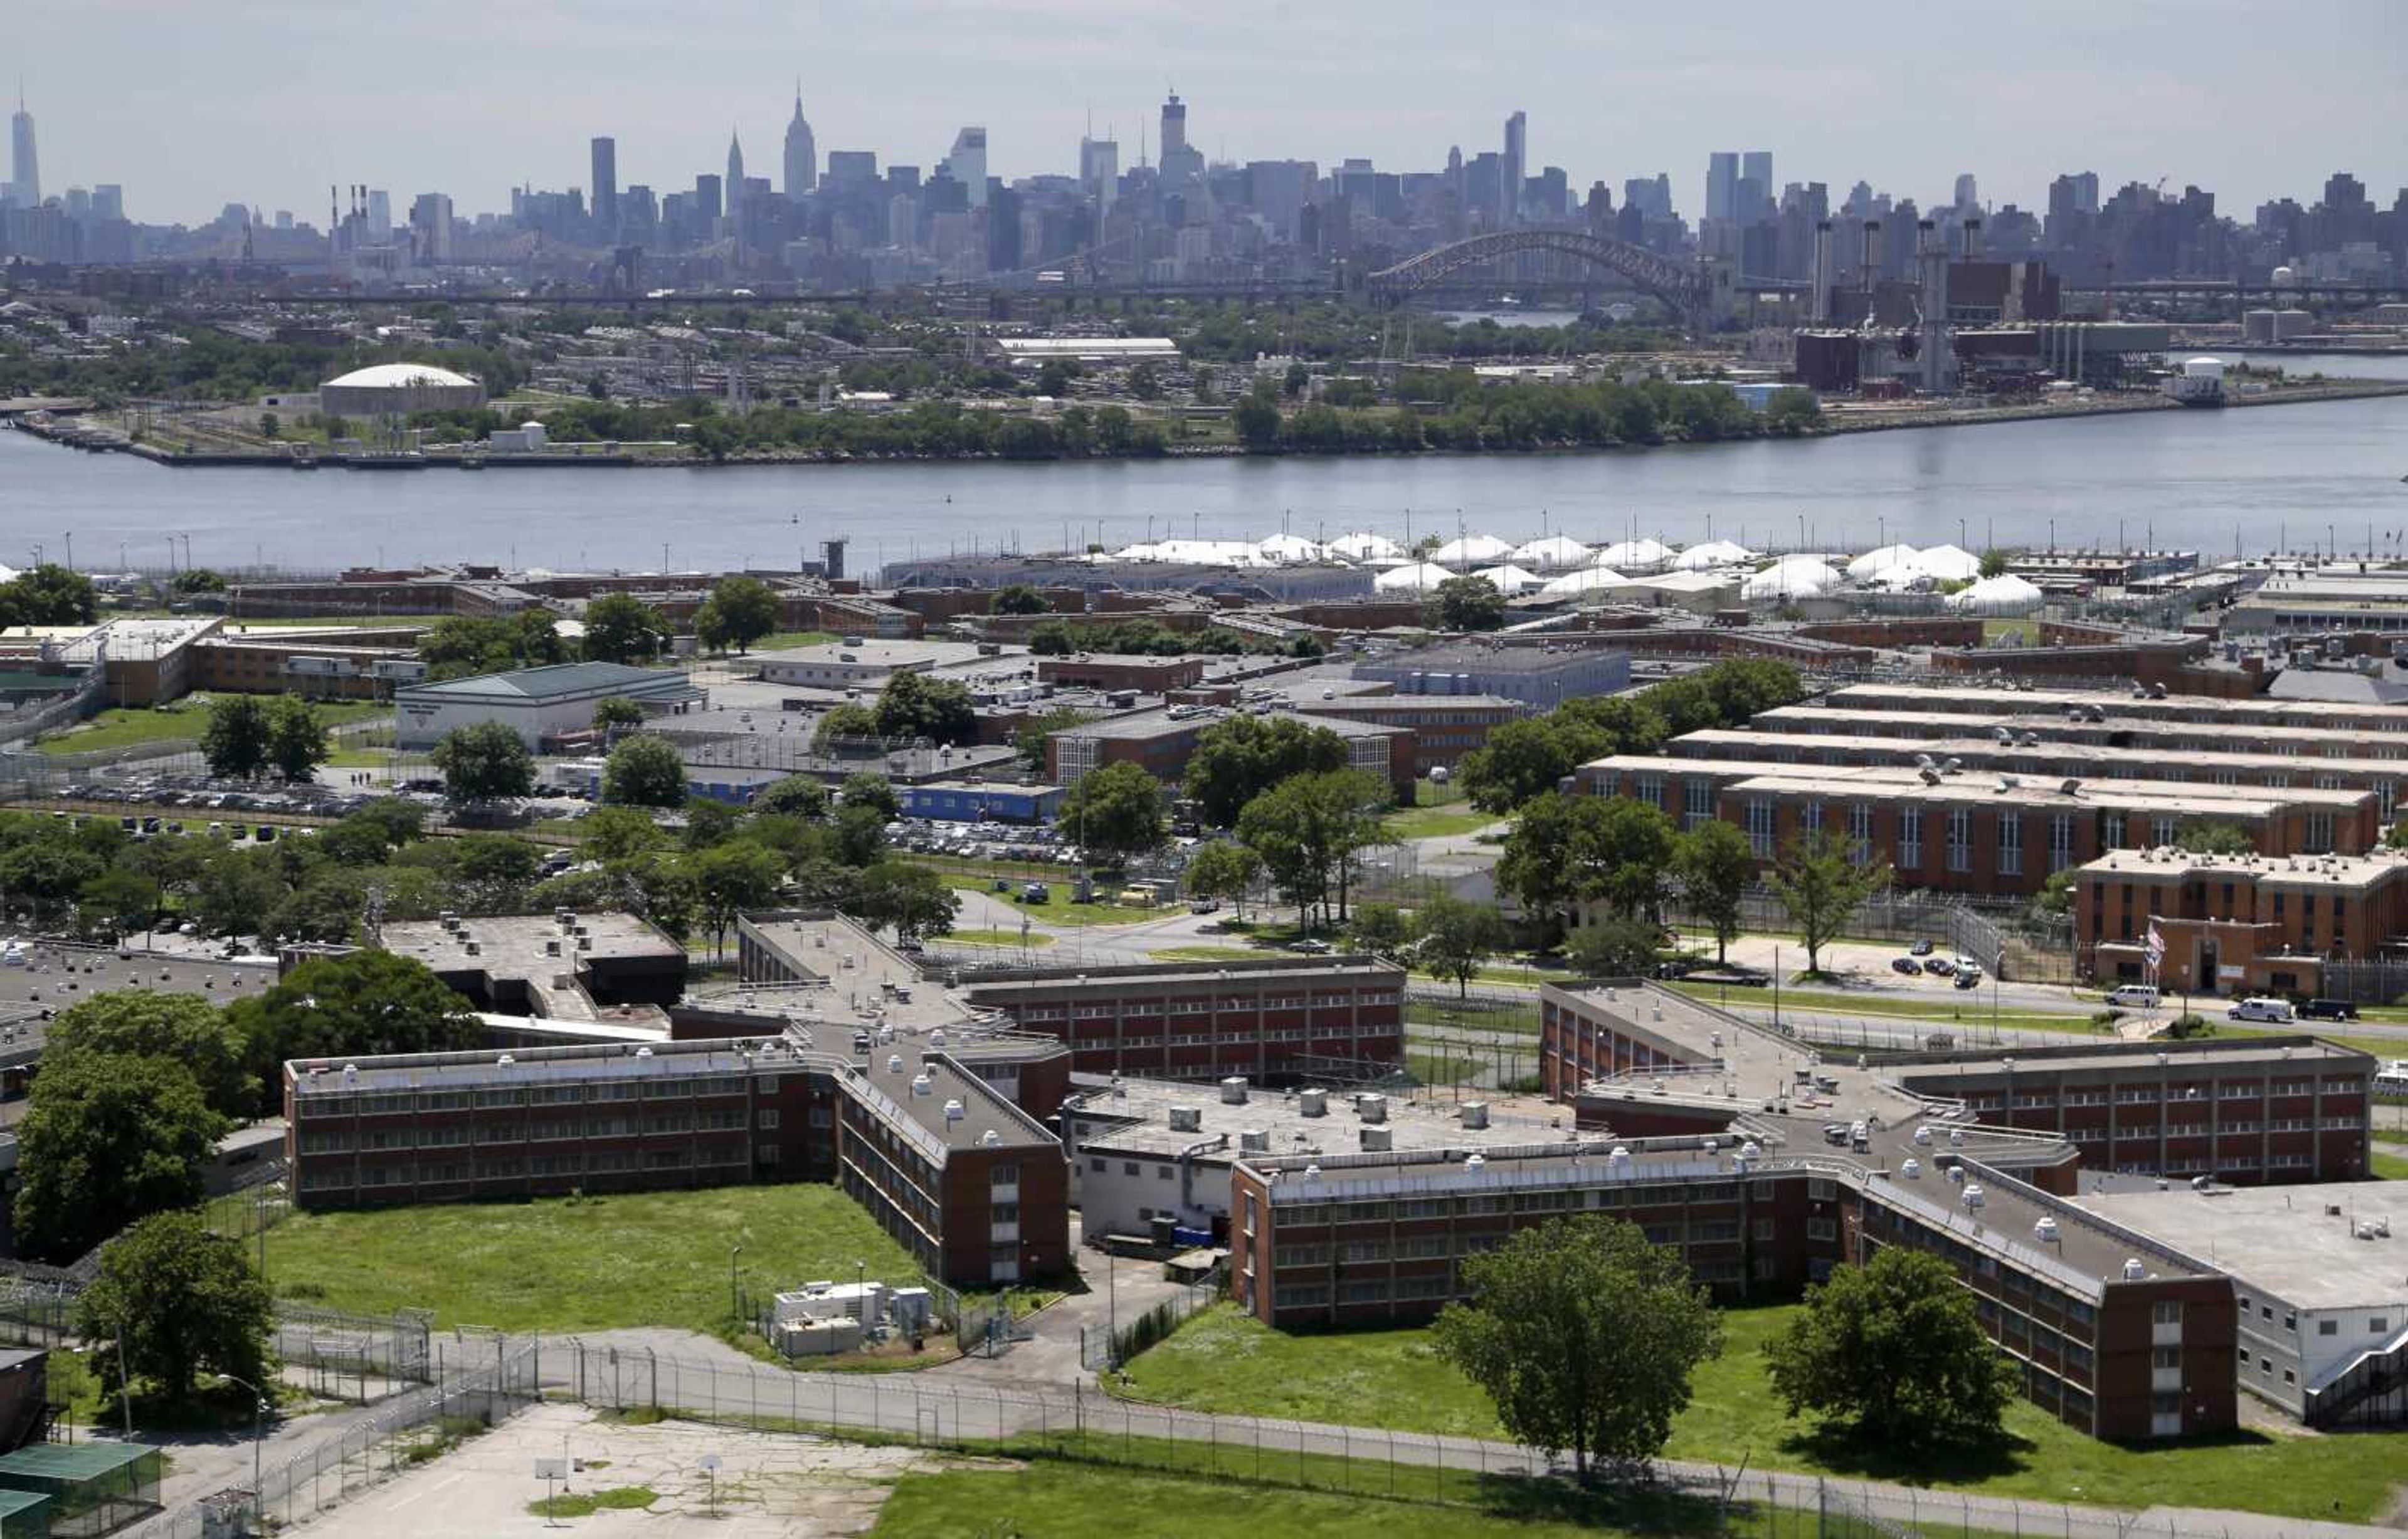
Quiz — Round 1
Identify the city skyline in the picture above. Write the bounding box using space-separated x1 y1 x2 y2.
11 0 2405 228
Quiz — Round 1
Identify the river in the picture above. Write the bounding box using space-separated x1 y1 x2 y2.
6 362 2407 576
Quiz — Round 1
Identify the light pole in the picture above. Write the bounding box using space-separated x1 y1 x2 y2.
729 1244 743 1323
219 1374 272 1511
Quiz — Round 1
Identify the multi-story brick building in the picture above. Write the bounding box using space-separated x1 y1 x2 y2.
1045 705 1415 797
1289 692 1529 769
956 957 1407 1085
2076 847 2408 995
283 1024 1072 1288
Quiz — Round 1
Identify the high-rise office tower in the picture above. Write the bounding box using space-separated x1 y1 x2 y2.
1706 152 1738 223
9 87 38 207
591 137 618 233
726 130 745 224
948 126 987 209
366 189 392 244
1501 110 1526 225
1079 131 1118 210
783 87 816 199
1159 92 1187 159
92 184 122 221
1158 94 1203 195
410 192 454 263
1953 172 1978 211
1742 150 1772 203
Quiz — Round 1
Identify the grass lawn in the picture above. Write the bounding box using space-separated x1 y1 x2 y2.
944 928 1058 949
1383 804 1503 842
37 698 388 756
262 1185 920 1335
1148 945 1267 963
1113 1303 2408 1523
2375 1148 2408 1180
943 878 1161 927
731 631 838 654
1667 981 2097 1031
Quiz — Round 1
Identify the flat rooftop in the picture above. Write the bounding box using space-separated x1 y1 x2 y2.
754 640 993 671
2078 846 2408 889
2073 1183 2408 1310
1590 755 2366 816
1064 1074 1559 1161
381 912 684 979
1062 704 1408 743
1755 705 2408 755
1825 683 2408 728
961 955 1405 998
1674 728 2408 780
726 912 974 1032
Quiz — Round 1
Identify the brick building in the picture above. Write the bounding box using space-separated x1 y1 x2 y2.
1045 706 1414 797
2076 848 2408 995
1034 654 1208 693
1289 693 1529 769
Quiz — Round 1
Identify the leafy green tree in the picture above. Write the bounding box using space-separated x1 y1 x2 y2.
1979 548 2012 579
78 1211 275 1407
1555 695 1669 756
1763 386 1822 433
751 775 830 820
690 841 784 956
694 575 781 654
579 804 665 864
417 612 568 681
43 992 250 1118
313 799 429 867
1235 769 1385 930
1346 901 1412 958
832 802 889 866
681 797 741 850
200 695 273 781
1674 821 1755 964
839 772 902 822
1185 715 1351 828
601 734 689 807
1499 793 1677 935
1766 827 1891 975
1232 384 1283 450
2175 820 2252 855
223 950 480 1098
1432 1217 1723 1482
265 695 329 782
193 848 287 939
2031 866 2077 919
1765 1247 2017 1450
848 860 961 941
1640 675 1721 737
1565 914 1668 977
1057 761 1167 867
78 866 158 940
1458 717 1606 814
0 839 100 922
1126 361 1163 399
1425 575 1508 633
1182 841 1261 918
9 565 99 624
171 568 230 594
591 696 647 733
1013 708 1092 773
990 584 1050 616
447 833 544 906
873 671 977 746
1413 894 1510 995
582 592 670 664
814 703 880 747
1696 659 1805 725
14 1053 225 1261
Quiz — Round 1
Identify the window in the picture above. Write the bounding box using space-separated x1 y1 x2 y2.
1898 809 1923 869
1848 802 1873 861
2151 816 2177 848
1637 774 1664 810
2049 812 2076 873
1156 1165 1173 1180
1746 799 1776 859
757 1109 780 1130
1946 808 1972 873
2375 1318 2393 1335
1998 813 2023 876
2151 1347 2180 1368
2153 1301 2184 1326
1684 779 1713 829
1123 1162 1140 1177
2306 811 2335 854
2104 812 2127 848
1802 800 1825 836
2319 1319 2338 1337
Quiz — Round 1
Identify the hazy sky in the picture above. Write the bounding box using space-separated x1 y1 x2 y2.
19 0 2406 228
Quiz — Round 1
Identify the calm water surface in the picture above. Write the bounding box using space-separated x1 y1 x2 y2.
5 362 2405 575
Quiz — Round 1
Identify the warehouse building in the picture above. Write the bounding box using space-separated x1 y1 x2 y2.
1354 644 1630 710
394 662 704 748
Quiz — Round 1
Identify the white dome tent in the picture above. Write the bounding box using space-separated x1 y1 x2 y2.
1538 565 1630 598
1862 565 1933 592
1471 564 1545 595
1253 532 1328 564
1328 532 1404 561
1509 534 1595 571
1907 544 1983 583
1845 543 1920 580
1741 555 1842 601
1596 538 1673 572
1430 533 1516 569
1373 561 1455 593
1672 540 1756 570
1945 574 2046 615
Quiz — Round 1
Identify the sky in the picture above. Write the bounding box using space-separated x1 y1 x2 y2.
17 0 2407 228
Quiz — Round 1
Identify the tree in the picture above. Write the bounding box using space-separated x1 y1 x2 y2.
1426 575 1508 633
1556 695 1669 757
13 1053 226 1261
751 775 829 821
78 866 157 940
1431 1217 1723 1482
43 992 250 1119
265 694 330 782
601 734 688 807
9 564 99 624
1413 894 1509 995
1127 360 1163 400
579 804 665 864
1185 715 1350 828
814 703 879 748
694 575 780 654
78 1211 275 1407
1346 901 1412 958
223 950 480 1098
1764 1247 2017 1450
582 592 670 664
1763 386 1822 433
0 840 100 921
1675 821 1755 964
171 568 230 595
1978 547 2012 579
873 670 976 747
199 695 273 781
1013 708 1092 773
1183 841 1261 918
1232 384 1283 451
2175 820 2252 855
591 696 647 733
1458 718 1605 814
1235 769 1385 930
1057 761 1166 867
448 833 543 906
1696 659 1805 725
1766 827 1891 976
1565 914 1667 977
690 841 784 956
193 848 287 939
838 772 902 822
990 584 1050 616
849 860 961 941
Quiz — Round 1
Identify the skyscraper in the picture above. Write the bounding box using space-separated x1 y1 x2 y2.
1953 172 1978 212
1157 94 1203 196
1079 130 1118 211
9 87 38 207
591 137 618 234
1741 150 1772 201
948 126 987 209
1501 110 1526 226
1706 152 1738 223
783 87 816 200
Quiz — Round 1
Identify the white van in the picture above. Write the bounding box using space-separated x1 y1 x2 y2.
2107 984 2160 1009
2227 996 2294 1022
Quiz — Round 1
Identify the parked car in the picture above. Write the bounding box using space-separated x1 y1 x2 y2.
1020 883 1050 904
1921 957 1954 976
1953 968 1982 990
1291 938 1333 955
2228 996 2294 1022
2302 997 2360 1021
1890 957 1921 975
1909 939 1934 957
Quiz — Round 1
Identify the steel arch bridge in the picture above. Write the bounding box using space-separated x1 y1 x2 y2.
1366 229 1731 328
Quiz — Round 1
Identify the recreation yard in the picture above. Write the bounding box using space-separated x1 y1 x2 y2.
1111 1302 2408 1525
257 1184 921 1335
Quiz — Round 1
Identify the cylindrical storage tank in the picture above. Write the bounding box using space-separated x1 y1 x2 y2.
2182 356 2225 381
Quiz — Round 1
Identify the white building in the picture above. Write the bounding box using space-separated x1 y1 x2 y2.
394 661 704 748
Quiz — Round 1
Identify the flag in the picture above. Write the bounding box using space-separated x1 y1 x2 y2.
2144 920 2165 971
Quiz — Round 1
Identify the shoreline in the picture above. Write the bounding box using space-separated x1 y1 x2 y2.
12 376 2407 470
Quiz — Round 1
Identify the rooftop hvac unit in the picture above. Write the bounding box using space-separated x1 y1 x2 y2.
2061 777 2083 796
463 940 481 955
1459 1101 1490 1130
1220 1076 1250 1105
911 1073 933 1097
1168 1105 1202 1133
2121 1258 2146 1281
1462 1153 1484 1171
942 1098 964 1123
1900 1157 1922 1179
1297 1088 1327 1117
1360 1126 1393 1152
1962 1184 1985 1209
1356 1093 1388 1124
1238 1129 1269 1153
980 1129 1001 1147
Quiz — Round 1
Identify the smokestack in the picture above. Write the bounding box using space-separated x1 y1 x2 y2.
1918 219 1950 394
1962 218 1982 259
1812 219 1834 323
